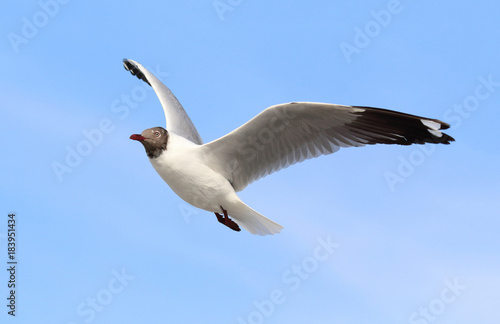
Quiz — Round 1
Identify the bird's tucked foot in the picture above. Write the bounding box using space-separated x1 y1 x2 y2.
215 207 241 232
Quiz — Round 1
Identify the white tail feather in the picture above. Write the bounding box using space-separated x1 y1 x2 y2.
229 201 283 236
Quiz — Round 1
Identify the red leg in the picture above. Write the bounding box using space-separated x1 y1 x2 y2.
214 207 241 232
215 212 225 224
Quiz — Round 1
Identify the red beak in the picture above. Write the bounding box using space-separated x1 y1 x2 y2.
130 134 147 141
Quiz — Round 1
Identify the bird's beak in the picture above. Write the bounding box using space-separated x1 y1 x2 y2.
130 134 147 141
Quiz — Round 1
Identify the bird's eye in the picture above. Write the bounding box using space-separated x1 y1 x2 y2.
154 131 161 137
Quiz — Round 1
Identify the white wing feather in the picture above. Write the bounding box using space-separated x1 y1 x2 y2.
123 59 203 144
200 102 454 192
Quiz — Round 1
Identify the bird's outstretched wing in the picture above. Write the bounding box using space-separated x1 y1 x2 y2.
201 102 454 192
123 59 203 144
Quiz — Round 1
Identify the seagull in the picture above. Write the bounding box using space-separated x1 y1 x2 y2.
124 59 454 236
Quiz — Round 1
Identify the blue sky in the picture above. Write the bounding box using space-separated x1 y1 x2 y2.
1 0 500 323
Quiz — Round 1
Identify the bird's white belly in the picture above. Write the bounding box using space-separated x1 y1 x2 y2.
150 153 234 212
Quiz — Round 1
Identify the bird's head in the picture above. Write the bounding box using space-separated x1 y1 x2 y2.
130 127 169 159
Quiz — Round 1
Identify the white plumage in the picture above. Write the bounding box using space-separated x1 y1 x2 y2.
124 59 454 236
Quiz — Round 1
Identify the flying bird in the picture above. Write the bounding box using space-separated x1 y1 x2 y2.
124 59 454 236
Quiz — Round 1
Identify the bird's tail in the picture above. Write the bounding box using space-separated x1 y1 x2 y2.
229 201 283 236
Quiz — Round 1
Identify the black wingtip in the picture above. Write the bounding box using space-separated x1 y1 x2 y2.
350 106 455 146
122 58 132 71
420 117 455 144
436 133 455 145
122 58 151 86
439 121 451 130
